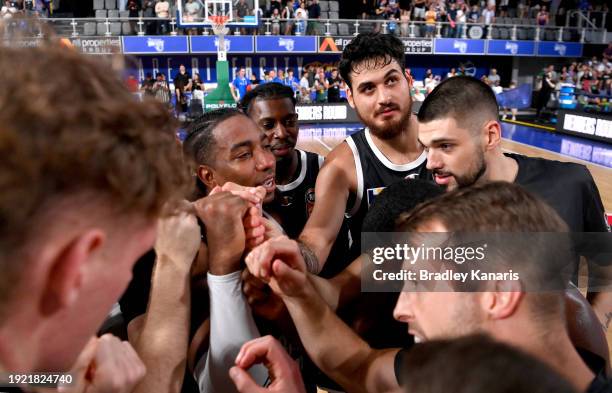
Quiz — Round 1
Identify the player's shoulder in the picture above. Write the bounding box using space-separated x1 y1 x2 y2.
509 152 593 182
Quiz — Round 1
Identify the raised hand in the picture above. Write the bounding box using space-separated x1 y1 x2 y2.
229 336 306 393
244 236 308 298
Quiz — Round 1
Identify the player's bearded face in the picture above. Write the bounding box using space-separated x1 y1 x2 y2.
349 61 412 140
435 148 487 191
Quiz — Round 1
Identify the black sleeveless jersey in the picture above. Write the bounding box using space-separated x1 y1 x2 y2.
345 128 431 253
272 149 352 277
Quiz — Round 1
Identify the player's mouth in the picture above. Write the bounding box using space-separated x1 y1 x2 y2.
434 173 453 185
259 175 276 195
272 144 292 156
377 105 399 118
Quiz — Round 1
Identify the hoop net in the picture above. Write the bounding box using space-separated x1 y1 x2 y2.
208 15 230 35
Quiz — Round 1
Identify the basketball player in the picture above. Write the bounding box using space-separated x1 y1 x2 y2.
239 183 612 393
0 44 187 391
416 76 611 325
296 32 429 273
240 82 350 277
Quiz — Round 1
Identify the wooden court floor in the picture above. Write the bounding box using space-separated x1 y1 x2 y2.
297 133 612 361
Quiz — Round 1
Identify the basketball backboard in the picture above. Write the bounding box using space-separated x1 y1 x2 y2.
177 0 259 28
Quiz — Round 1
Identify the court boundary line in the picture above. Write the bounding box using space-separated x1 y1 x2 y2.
502 119 556 131
314 136 333 152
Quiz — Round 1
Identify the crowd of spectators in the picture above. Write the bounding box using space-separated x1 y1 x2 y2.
1 0 51 19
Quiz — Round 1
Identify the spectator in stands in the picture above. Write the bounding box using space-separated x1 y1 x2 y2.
399 1 410 36
153 72 171 106
499 0 509 16
327 68 344 103
268 69 281 84
488 68 501 85
387 1 401 35
126 0 140 35
424 68 434 85
285 68 300 92
446 2 458 37
295 1 308 34
299 71 312 103
236 0 249 34
174 64 191 114
155 0 170 35
413 0 426 20
424 4 437 37
307 0 321 35
270 0 282 15
536 70 555 118
481 4 495 36
142 0 156 35
250 72 260 88
141 72 155 98
231 67 251 102
271 7 281 34
184 0 201 35
1 0 18 20
468 4 480 24
456 2 467 37
192 73 204 91
282 0 295 34
314 66 328 102
446 67 457 78
537 5 549 25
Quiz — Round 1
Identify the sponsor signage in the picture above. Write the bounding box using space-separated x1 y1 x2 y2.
318 36 432 54
537 42 582 57
487 40 536 56
557 110 612 144
190 36 254 53
434 38 485 55
296 103 359 123
69 36 122 54
122 36 189 54
256 36 317 53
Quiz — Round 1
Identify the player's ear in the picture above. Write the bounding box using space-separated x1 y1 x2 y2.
405 71 413 87
347 87 355 108
198 165 219 191
483 120 502 150
40 229 106 315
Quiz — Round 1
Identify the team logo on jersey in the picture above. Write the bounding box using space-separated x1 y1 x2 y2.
367 187 386 207
605 212 611 232
305 188 315 217
280 195 294 207
405 173 419 180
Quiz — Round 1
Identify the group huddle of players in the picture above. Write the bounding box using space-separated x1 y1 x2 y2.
0 32 610 393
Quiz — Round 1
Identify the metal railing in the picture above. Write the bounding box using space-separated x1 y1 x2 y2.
11 16 608 44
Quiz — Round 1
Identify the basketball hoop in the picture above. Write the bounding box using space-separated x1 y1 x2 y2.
208 14 230 35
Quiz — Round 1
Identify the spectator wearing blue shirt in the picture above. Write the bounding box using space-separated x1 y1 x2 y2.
230 67 250 102
284 69 300 92
265 69 283 84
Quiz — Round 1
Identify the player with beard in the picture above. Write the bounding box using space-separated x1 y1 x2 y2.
296 33 430 274
416 76 611 325
240 82 350 277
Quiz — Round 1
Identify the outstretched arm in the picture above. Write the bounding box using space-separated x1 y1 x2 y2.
245 237 401 393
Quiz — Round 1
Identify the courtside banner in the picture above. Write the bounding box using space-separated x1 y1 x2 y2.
556 110 612 144
361 232 612 292
537 42 582 57
122 36 189 54
296 103 359 123
256 36 317 53
318 36 432 54
69 36 122 54
487 40 535 56
190 36 254 54
434 38 485 55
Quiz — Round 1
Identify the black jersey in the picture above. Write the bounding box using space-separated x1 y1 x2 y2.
508 153 610 233
345 128 431 252
272 149 351 277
